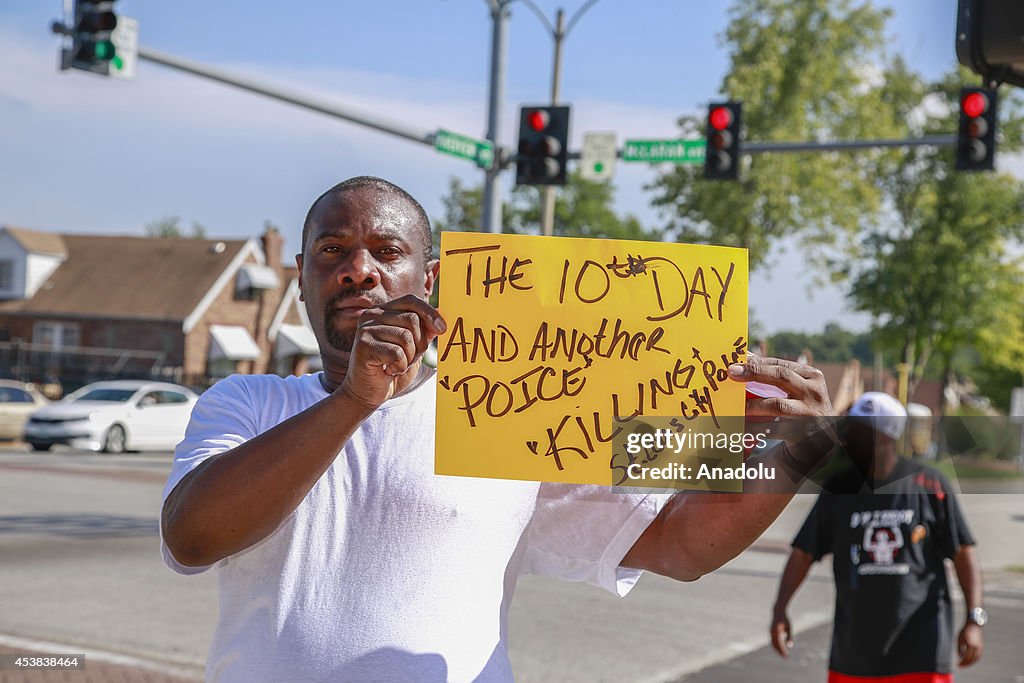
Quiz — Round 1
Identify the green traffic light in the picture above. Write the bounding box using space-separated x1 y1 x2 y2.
94 40 115 60
594 162 604 173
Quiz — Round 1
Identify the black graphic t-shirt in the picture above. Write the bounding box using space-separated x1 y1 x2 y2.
793 458 976 677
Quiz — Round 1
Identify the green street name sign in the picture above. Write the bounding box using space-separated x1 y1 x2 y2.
434 129 494 169
622 139 705 164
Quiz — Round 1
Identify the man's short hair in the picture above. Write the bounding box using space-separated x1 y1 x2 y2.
301 176 433 262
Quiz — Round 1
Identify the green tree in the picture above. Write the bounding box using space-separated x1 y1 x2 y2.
848 70 1024 406
504 171 659 241
433 172 660 246
642 0 1024 409
145 216 207 239
768 322 874 365
647 0 909 273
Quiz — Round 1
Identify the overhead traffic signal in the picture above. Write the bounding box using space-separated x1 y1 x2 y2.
704 102 742 181
516 105 570 186
956 87 997 171
956 0 1024 89
69 0 118 74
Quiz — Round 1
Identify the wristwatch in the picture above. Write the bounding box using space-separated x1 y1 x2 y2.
967 607 988 627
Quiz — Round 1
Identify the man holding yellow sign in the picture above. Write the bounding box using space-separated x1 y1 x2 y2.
161 176 835 682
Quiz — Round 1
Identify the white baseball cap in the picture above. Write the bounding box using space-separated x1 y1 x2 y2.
847 392 908 440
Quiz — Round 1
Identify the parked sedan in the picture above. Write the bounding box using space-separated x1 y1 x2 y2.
0 380 50 441
24 380 199 453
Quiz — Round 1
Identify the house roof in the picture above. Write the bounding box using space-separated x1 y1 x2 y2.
3 226 67 256
811 361 944 416
0 233 250 321
814 362 850 404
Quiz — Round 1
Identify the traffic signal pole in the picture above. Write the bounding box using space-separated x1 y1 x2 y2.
554 135 957 163
98 42 970 183
55 8 966 226
135 45 436 148
742 135 956 154
521 0 602 235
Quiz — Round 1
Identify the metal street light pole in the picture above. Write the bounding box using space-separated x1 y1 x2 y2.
539 9 565 237
481 0 603 235
515 0 603 236
482 0 511 234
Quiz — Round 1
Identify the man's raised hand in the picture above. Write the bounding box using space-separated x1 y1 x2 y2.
729 356 832 418
729 356 838 482
341 295 446 409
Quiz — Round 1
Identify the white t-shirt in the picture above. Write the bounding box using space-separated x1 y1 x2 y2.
161 372 668 683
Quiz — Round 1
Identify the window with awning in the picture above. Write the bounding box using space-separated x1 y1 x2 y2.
275 324 319 359
208 325 261 361
236 263 280 301
238 264 280 290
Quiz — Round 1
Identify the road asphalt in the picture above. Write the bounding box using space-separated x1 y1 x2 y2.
677 595 1024 682
1 444 1022 682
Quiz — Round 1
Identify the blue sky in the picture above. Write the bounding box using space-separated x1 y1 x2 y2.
0 1 960 333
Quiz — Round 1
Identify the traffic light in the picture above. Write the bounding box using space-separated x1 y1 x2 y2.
956 0 1024 89
704 102 742 181
956 87 997 171
69 0 118 74
516 105 570 186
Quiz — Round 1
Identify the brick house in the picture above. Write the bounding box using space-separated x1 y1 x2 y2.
0 225 318 389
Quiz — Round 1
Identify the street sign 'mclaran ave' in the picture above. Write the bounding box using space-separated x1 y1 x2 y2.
623 139 705 164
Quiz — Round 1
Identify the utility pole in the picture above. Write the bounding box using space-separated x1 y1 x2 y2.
517 0 602 236
482 1 511 234
482 0 605 235
540 9 565 237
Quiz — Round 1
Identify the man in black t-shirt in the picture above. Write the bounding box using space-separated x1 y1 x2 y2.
770 392 985 683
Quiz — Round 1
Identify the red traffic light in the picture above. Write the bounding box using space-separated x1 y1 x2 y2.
709 106 733 131
704 101 742 181
962 91 989 118
528 110 550 132
516 105 570 186
956 87 996 172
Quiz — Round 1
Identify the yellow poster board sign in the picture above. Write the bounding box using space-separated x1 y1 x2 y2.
435 232 748 488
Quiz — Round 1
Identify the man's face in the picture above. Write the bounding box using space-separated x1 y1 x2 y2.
842 419 884 474
297 187 439 353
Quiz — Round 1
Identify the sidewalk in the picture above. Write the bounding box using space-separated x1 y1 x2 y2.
0 648 201 683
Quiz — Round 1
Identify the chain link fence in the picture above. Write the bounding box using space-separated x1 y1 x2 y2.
0 340 217 398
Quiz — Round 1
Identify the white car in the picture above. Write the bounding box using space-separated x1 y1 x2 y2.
24 380 199 453
0 380 50 441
